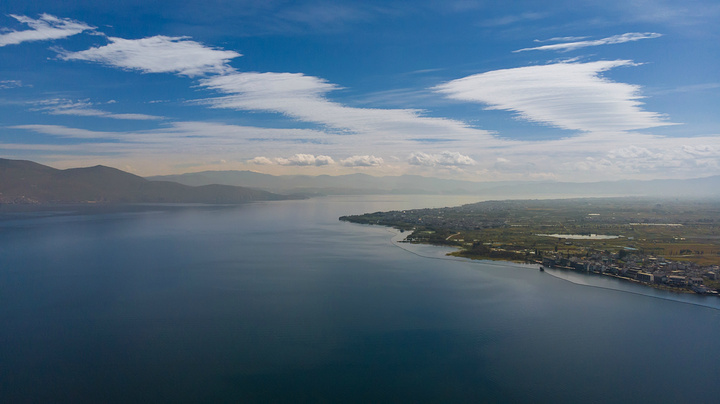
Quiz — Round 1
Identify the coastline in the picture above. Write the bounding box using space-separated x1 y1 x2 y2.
384 227 720 310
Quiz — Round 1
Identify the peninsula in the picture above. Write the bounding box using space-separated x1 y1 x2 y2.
340 198 720 295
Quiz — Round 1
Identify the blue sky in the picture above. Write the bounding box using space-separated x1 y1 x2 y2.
1 0 718 181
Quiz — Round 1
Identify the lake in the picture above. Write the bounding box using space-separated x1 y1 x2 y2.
1 196 719 403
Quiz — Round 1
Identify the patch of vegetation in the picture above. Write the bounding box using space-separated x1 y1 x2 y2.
340 197 720 266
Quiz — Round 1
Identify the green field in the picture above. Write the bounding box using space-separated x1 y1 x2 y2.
341 197 720 266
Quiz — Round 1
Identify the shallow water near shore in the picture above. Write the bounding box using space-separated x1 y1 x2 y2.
391 229 720 310
2 195 719 403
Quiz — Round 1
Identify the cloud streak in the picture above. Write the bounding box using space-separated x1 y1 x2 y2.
0 14 94 47
57 36 241 76
198 72 495 143
10 121 336 149
514 32 662 53
434 60 676 133
0 80 25 89
45 26 496 145
32 99 162 120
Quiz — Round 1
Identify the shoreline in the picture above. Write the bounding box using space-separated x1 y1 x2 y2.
384 227 720 310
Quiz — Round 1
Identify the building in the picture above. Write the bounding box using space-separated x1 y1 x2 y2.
668 275 687 286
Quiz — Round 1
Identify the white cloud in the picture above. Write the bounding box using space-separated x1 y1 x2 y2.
249 156 274 165
433 60 676 133
276 154 335 166
105 113 162 120
0 80 25 89
250 155 337 166
57 36 241 77
534 36 589 43
340 155 384 167
601 143 720 173
199 72 495 143
651 82 720 95
408 152 440 166
10 124 125 140
20 26 712 181
32 99 162 120
201 72 338 100
0 14 94 47
487 131 720 180
408 151 476 167
51 32 497 146
8 124 720 181
607 145 661 159
9 122 334 150
514 32 662 53
681 144 720 157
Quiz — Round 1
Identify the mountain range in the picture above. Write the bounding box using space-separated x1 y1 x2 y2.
0 158 288 204
149 170 720 199
3 158 718 205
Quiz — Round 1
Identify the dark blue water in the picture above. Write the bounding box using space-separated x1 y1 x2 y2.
1 196 719 403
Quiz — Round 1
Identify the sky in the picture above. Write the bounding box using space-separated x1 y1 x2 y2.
0 0 718 182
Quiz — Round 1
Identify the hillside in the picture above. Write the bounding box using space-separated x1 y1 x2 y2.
0 158 289 204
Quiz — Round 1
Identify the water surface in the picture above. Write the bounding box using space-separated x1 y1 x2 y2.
1 196 719 403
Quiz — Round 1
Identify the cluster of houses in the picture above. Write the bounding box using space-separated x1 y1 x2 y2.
541 252 719 295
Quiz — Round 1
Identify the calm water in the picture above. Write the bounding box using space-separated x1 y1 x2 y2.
1 196 719 403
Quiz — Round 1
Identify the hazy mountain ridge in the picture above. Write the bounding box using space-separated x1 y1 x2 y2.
148 170 720 198
0 158 288 204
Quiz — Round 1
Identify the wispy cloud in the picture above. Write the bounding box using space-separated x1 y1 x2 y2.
405 68 445 75
57 36 241 77
48 28 495 145
614 0 720 26
0 14 94 47
10 121 335 149
198 72 495 143
353 87 440 108
649 82 720 95
533 36 588 43
433 60 676 133
514 32 662 53
0 80 26 89
32 99 163 120
10 124 125 140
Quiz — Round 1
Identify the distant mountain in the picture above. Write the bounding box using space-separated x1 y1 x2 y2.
149 171 504 195
148 170 720 199
0 158 289 204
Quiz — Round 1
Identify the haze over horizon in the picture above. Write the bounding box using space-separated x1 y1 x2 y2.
1 0 718 182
